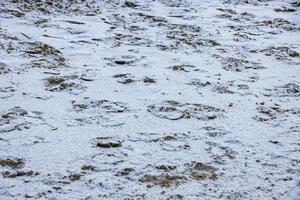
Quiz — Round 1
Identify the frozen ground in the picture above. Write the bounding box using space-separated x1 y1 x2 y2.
0 0 299 199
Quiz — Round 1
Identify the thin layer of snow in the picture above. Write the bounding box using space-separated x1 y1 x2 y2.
0 0 299 199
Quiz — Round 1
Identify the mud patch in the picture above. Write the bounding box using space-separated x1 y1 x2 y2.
186 161 218 181
139 161 219 188
106 55 142 66
256 18 299 31
254 102 300 123
72 99 128 113
23 41 66 69
203 126 229 137
2 170 39 178
45 75 86 94
169 64 198 72
148 100 224 120
264 83 300 97
0 107 44 133
251 46 299 61
113 73 136 84
95 138 122 148
139 174 186 188
0 86 15 99
0 158 24 169
0 62 11 74
219 57 264 72
10 0 101 16
69 98 129 126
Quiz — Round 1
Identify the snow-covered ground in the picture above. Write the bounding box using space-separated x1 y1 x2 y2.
0 0 299 199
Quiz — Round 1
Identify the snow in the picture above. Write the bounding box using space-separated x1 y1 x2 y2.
0 0 299 199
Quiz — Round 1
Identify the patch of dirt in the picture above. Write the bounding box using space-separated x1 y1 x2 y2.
148 100 224 121
219 57 264 72
68 173 82 181
0 107 44 133
186 161 218 181
143 76 156 84
139 161 219 188
45 75 85 94
96 140 122 148
187 79 211 88
0 62 11 74
0 158 24 169
115 168 134 176
113 73 136 84
205 142 237 162
165 25 219 49
139 174 186 187
106 55 141 66
25 42 61 55
24 41 66 69
156 165 177 172
274 7 296 12
109 33 152 47
72 99 128 113
124 1 139 8
254 102 300 122
113 74 155 84
69 99 129 126
169 64 198 72
256 18 299 31
187 79 241 94
2 170 39 178
251 46 299 61
0 86 15 99
264 83 300 97
202 126 229 137
10 0 101 16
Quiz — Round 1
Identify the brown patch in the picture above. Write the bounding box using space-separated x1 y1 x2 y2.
25 42 61 55
188 162 218 181
0 158 24 169
156 165 177 172
47 76 65 85
139 174 186 187
68 173 82 181
148 100 223 121
2 170 39 178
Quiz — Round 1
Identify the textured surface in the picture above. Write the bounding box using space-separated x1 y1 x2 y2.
0 0 300 199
